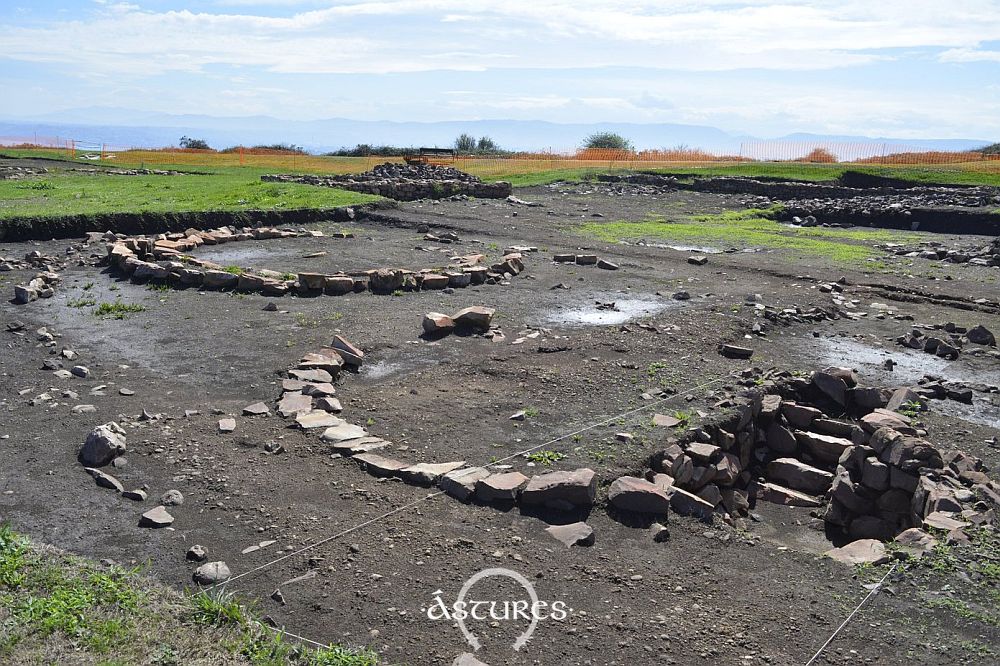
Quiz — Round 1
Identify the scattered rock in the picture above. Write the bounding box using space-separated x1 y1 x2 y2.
218 418 236 433
85 467 124 492
422 312 455 335
139 506 174 528
187 544 208 562
824 539 888 565
79 423 127 467
451 306 495 332
545 522 595 547
719 344 753 359
161 489 184 506
193 561 231 585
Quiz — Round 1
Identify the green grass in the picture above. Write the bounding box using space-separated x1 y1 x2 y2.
578 206 910 265
94 301 147 319
509 163 1000 188
526 450 567 465
0 524 379 665
0 171 381 221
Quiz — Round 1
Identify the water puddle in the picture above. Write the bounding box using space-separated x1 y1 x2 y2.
543 295 675 327
653 244 723 254
193 244 295 266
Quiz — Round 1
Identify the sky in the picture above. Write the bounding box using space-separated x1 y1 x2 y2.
1 0 1000 140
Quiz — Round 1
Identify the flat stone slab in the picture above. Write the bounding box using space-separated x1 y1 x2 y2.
545 522 595 548
439 467 492 501
85 467 123 492
354 453 408 477
277 392 313 417
652 413 682 427
766 458 834 495
288 368 333 383
331 437 390 455
475 471 529 502
923 511 970 531
758 481 823 507
669 487 715 522
894 527 938 559
296 410 343 429
315 397 343 413
139 506 174 528
401 461 467 485
795 431 854 465
218 418 236 433
824 539 888 565
302 382 337 397
321 422 369 443
242 401 270 416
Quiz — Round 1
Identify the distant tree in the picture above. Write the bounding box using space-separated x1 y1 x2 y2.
476 136 500 153
979 142 1000 155
799 148 837 163
583 132 633 151
454 133 477 153
179 135 210 150
251 143 307 154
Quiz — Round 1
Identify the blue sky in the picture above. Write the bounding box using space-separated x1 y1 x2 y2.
2 1 999 140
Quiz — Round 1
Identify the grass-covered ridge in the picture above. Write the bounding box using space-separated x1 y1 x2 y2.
0 172 382 221
579 206 910 264
0 524 379 665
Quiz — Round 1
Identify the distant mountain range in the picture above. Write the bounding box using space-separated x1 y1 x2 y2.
0 107 991 156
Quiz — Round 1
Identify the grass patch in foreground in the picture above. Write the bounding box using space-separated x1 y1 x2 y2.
579 206 909 265
0 171 382 221
0 524 379 665
95 301 147 319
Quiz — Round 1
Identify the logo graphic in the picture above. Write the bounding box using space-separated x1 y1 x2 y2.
425 567 569 652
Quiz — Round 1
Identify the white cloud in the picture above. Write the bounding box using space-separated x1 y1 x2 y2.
2 1 999 76
940 47 1000 62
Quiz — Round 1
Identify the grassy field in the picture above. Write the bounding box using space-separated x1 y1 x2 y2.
578 206 910 265
0 525 379 665
4 147 1000 187
0 171 381 221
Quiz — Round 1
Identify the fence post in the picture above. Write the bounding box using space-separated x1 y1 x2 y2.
239 146 245 166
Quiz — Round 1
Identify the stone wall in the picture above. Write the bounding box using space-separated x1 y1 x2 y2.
634 368 998 542
102 226 527 297
262 174 512 201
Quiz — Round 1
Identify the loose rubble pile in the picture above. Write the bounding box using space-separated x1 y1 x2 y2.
896 322 996 360
12 271 60 304
0 165 47 180
98 227 528 298
262 163 512 201
9 250 68 302
621 368 999 550
879 237 1000 268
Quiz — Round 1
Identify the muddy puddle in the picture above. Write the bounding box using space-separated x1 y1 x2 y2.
814 337 1000 429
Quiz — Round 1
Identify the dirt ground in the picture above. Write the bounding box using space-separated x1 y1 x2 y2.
2 180 999 665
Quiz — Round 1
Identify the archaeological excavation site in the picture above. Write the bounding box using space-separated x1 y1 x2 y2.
2 155 999 666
